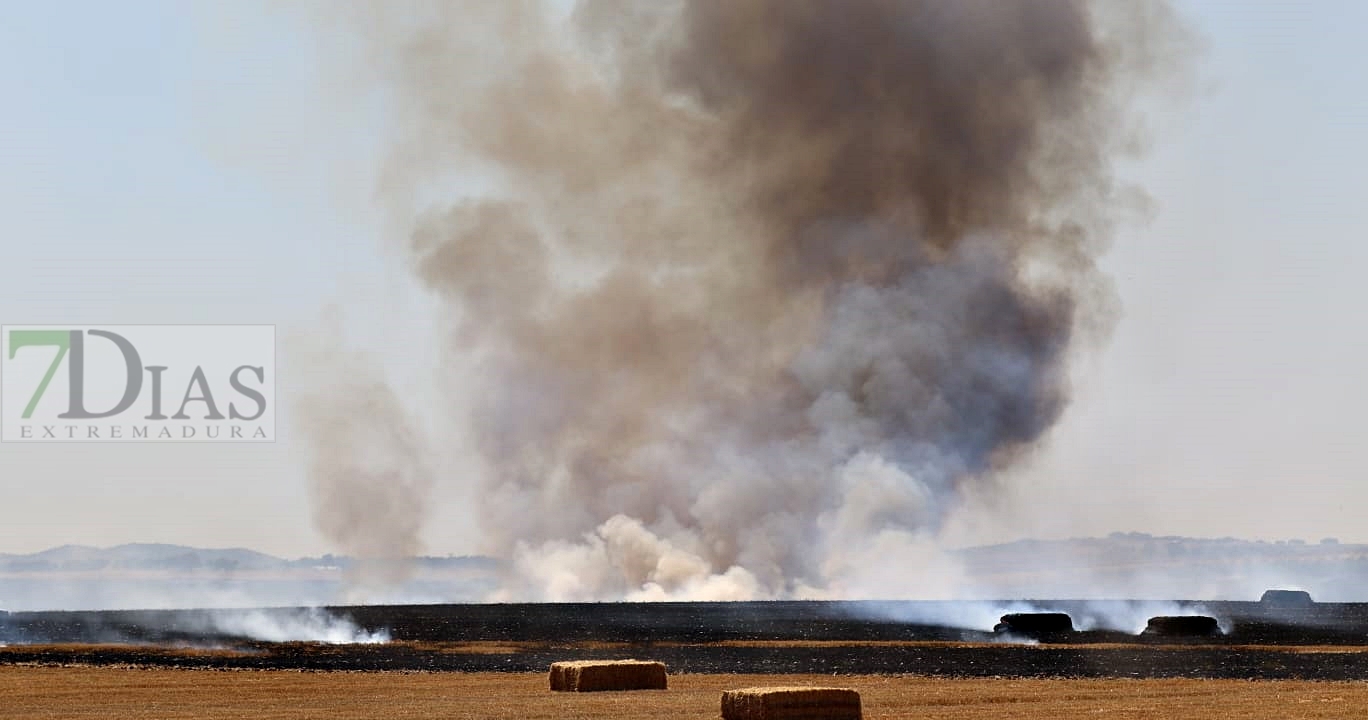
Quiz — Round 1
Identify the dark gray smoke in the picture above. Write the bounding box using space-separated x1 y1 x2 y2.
320 0 1183 600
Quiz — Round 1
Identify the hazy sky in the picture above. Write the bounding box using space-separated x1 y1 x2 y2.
1 1 1365 557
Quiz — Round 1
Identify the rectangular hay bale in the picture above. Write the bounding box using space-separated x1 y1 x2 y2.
548 660 668 692
721 686 862 720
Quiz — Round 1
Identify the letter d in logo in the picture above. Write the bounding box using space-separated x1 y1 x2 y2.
60 330 144 419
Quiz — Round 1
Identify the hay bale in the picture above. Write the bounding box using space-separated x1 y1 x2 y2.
1142 615 1221 637
548 660 667 692
1260 589 1313 606
721 686 862 720
993 612 1074 637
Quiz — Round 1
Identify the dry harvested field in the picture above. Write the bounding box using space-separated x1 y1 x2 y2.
3 667 1368 719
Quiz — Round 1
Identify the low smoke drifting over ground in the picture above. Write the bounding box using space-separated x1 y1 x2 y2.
302 0 1187 601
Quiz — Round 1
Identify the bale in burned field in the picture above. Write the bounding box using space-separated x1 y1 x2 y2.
994 613 1074 638
1261 590 1314 606
548 660 667 692
722 686 862 720
1142 615 1221 638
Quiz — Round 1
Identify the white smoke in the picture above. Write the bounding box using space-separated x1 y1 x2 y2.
858 598 1222 638
202 608 389 644
863 600 1048 633
1071 600 1217 634
499 515 762 602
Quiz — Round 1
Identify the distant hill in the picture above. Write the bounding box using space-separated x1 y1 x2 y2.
3 534 1367 608
0 544 497 575
0 545 502 612
952 533 1368 601
0 544 288 573
957 532 1368 571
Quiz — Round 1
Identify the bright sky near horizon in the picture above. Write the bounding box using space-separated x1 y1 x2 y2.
0 1 1365 558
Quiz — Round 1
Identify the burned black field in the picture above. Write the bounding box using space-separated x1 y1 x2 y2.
6 600 1368 679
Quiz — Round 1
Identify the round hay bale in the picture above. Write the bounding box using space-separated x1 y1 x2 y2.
993 612 1074 637
1141 615 1221 637
1260 589 1313 606
722 686 862 720
548 660 667 692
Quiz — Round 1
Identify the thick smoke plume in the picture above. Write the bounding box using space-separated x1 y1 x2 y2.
328 0 1181 600
295 333 433 595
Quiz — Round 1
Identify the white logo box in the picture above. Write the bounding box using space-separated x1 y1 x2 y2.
2 325 275 442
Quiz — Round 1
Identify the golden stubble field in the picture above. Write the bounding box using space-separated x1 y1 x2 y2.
2 667 1367 720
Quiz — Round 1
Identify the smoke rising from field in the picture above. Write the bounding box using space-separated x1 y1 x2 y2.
322 0 1184 600
201 608 390 644
864 599 1217 636
294 333 433 595
0 607 388 646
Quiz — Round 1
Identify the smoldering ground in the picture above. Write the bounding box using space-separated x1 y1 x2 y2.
297 0 1189 602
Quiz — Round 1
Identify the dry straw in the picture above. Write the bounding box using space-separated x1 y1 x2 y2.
548 660 668 692
721 686 862 720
